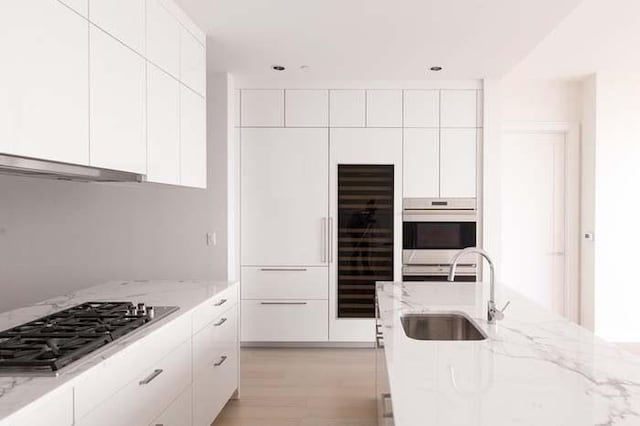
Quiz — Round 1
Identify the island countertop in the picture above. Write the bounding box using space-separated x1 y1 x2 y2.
376 281 640 426
0 280 237 423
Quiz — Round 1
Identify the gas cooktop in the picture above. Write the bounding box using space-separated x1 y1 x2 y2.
0 301 179 376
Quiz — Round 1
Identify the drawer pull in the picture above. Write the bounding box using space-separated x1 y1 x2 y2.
214 317 227 327
214 298 228 307
259 268 308 272
139 369 163 385
260 302 308 305
213 355 228 367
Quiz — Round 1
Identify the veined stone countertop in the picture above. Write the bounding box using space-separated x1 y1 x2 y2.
0 280 236 422
376 281 640 426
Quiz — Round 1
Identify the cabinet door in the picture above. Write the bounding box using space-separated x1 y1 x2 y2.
366 90 402 127
147 64 180 185
147 0 181 78
60 0 88 17
403 90 439 128
241 90 284 127
285 90 328 127
330 90 365 127
440 129 477 197
403 128 439 198
89 0 145 55
150 384 192 426
90 26 146 173
180 27 206 96
0 1 89 164
6 388 73 426
441 90 477 128
241 128 329 266
180 87 207 188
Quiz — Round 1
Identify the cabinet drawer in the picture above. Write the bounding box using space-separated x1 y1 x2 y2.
4 387 73 426
150 385 193 426
193 306 238 375
77 340 191 426
74 313 190 419
192 285 238 335
241 300 328 342
241 267 328 299
193 346 238 426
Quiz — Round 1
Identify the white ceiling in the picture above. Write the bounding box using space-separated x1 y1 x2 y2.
509 0 640 80
174 0 585 81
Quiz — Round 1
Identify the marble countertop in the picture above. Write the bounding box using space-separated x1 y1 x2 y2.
376 281 640 426
0 280 236 421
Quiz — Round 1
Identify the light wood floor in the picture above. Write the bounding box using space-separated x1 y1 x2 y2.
212 348 377 426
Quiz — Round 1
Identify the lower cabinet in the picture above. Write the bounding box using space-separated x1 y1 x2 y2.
2 388 73 426
241 299 328 342
150 386 193 426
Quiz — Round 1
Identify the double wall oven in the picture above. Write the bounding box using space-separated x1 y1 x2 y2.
402 198 478 282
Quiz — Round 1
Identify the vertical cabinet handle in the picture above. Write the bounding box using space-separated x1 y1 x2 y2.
214 355 228 367
321 217 327 263
330 216 334 263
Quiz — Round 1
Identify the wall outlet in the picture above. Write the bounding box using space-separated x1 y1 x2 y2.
206 232 217 246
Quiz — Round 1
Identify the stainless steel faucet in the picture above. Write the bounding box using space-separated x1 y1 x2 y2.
448 247 510 324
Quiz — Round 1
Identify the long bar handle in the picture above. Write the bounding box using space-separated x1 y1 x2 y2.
260 302 308 305
139 369 163 385
321 217 327 263
259 268 308 272
328 217 334 263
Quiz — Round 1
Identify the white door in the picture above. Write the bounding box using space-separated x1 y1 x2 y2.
241 128 329 266
501 132 566 315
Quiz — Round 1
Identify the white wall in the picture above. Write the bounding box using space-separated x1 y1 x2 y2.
591 73 640 341
0 71 232 312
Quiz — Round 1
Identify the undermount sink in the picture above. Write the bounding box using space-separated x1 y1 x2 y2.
401 312 487 341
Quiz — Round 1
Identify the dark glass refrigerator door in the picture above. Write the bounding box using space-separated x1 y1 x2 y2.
337 165 394 318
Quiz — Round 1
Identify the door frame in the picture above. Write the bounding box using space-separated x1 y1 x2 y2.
501 122 581 323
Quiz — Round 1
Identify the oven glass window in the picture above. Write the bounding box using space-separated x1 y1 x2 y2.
403 222 476 250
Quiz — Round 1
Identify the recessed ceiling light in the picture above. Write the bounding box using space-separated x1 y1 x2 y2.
271 65 286 71
430 66 443 72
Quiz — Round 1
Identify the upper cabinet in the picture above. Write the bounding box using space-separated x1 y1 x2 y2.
180 86 207 188
441 90 478 128
180 28 206 96
147 0 181 78
285 90 328 127
0 0 89 165
89 26 147 174
241 90 285 127
89 0 146 56
404 90 439 128
60 0 89 17
329 90 365 127
366 90 402 127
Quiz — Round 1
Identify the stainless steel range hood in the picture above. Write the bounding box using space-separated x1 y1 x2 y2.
0 154 145 183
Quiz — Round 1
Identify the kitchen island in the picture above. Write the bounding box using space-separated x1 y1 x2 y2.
0 280 239 426
376 281 640 426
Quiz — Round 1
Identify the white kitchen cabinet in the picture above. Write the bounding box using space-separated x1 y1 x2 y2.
241 90 285 127
150 386 192 426
441 90 478 128
89 0 146 55
241 266 328 300
440 129 477 197
180 27 206 96
0 0 89 165
403 128 440 198
180 86 207 188
59 0 88 17
147 0 181 78
329 90 366 127
3 388 73 426
241 300 328 342
366 90 402 127
90 26 146 174
192 285 239 335
404 90 439 127
241 128 329 266
285 90 328 127
147 64 180 185
76 340 192 426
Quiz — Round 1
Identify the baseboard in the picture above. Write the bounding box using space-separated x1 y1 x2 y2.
241 341 375 348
